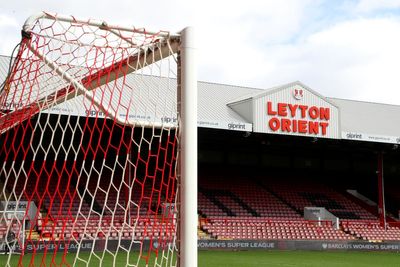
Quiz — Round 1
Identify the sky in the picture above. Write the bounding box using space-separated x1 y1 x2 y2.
1 0 400 104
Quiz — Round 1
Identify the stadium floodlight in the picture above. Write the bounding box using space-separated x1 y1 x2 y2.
0 12 197 267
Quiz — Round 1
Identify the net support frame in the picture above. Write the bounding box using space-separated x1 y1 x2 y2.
22 39 177 129
0 12 180 134
23 12 178 38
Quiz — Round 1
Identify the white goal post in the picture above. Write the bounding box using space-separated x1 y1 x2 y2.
179 27 198 267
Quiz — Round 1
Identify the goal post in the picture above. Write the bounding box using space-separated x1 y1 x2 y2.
179 27 198 267
0 12 197 267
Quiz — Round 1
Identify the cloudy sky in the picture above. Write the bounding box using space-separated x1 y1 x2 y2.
1 0 400 104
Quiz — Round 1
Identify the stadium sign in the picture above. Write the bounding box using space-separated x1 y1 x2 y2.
197 120 252 132
342 131 400 144
258 84 340 138
3 239 400 253
228 82 340 139
198 240 400 252
266 102 330 136
0 240 169 253
1 201 37 222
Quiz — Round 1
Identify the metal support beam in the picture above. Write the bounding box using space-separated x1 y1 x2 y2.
377 152 387 229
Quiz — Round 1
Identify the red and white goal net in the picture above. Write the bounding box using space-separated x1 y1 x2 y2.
0 12 196 267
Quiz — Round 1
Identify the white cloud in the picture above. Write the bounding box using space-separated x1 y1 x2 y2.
195 0 316 87
0 15 20 56
0 15 19 28
261 18 400 104
193 15 400 105
0 1 195 55
355 0 400 13
1 1 400 105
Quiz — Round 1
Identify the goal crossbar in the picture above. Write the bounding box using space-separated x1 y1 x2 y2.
23 12 179 38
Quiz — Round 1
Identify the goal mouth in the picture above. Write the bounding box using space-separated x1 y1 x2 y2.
0 11 197 267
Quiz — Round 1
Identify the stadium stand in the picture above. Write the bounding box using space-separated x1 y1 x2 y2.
0 222 6 240
262 179 377 220
4 164 400 243
342 221 400 242
197 173 400 242
385 180 400 220
201 219 354 240
2 160 175 241
199 176 301 219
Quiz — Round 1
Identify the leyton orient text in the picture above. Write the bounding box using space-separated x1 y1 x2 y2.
267 102 330 135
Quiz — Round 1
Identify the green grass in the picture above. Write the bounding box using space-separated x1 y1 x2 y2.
198 250 400 267
1 250 400 266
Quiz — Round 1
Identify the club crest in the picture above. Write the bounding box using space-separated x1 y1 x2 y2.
293 88 304 100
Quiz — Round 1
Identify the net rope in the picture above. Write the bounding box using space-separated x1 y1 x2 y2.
0 12 180 267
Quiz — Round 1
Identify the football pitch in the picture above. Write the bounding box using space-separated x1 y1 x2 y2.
2 250 400 266
199 250 400 267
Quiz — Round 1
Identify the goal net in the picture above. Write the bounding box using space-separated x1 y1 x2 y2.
0 12 197 266
0 210 26 255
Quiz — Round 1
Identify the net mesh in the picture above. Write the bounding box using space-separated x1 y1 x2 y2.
0 12 180 266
